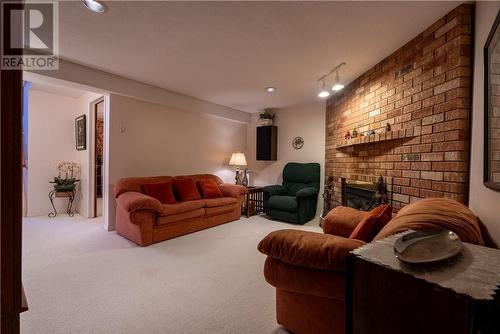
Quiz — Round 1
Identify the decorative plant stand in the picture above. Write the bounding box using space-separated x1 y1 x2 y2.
48 190 75 217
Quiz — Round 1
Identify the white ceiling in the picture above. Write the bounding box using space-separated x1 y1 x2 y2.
58 1 461 113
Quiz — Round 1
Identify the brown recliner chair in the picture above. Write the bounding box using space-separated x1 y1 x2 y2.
258 198 486 334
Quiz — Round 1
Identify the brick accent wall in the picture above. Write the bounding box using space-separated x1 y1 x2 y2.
325 4 473 211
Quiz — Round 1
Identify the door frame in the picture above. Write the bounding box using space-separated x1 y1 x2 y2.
1 50 24 334
88 97 104 218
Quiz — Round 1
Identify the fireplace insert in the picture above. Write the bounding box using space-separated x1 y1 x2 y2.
341 177 390 211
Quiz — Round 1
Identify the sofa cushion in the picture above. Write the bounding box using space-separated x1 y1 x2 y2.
156 208 205 226
115 176 172 197
159 200 205 217
323 206 369 237
268 195 298 212
203 197 238 208
349 204 392 242
205 204 236 216
142 181 177 204
173 174 223 185
198 180 223 199
172 179 202 202
374 198 484 245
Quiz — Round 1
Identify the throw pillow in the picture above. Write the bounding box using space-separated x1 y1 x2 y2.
172 179 202 202
322 206 369 237
142 181 177 204
349 204 392 242
198 180 223 199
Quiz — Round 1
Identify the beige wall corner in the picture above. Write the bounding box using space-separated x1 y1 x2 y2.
246 101 326 215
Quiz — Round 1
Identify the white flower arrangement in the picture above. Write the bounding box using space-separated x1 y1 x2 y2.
55 161 80 179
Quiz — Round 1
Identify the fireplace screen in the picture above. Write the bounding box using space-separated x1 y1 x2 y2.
341 177 390 211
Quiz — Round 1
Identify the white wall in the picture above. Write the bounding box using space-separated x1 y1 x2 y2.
27 90 80 216
469 1 500 244
246 101 326 215
105 94 247 230
27 89 101 217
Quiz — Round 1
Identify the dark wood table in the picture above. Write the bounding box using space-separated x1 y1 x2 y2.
242 186 264 218
346 232 500 334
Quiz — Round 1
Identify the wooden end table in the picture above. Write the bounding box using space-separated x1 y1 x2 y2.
242 186 264 218
346 231 500 334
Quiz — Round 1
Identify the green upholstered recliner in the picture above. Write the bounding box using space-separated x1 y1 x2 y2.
263 162 320 224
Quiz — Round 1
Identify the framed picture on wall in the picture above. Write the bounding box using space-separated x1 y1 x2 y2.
75 114 86 151
484 9 500 191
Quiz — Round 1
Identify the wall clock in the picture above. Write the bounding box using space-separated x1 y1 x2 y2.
292 136 304 150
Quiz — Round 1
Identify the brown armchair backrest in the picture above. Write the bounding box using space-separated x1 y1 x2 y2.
374 198 484 246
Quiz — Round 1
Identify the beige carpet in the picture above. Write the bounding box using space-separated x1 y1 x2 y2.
21 214 321 334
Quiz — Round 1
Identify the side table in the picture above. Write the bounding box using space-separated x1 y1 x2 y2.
346 231 500 334
48 190 76 217
242 186 264 218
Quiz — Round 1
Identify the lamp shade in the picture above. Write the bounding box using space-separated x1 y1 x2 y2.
229 152 247 166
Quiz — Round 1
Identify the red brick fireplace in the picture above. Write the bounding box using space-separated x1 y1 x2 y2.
325 4 473 211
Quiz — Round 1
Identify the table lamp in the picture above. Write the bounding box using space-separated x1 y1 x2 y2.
229 152 248 186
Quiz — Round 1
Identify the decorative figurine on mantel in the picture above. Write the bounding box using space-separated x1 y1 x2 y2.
320 174 335 227
344 131 351 140
366 129 376 136
386 123 391 132
372 175 389 206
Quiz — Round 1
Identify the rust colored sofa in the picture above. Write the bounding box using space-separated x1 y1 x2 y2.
115 174 247 246
258 198 486 334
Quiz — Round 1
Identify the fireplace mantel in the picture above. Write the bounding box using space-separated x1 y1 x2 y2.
335 130 415 149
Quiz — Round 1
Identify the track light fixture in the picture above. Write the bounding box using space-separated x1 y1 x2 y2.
332 71 345 91
318 79 330 99
83 0 105 13
317 62 346 98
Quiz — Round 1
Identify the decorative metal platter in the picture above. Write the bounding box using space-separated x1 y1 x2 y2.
394 229 463 264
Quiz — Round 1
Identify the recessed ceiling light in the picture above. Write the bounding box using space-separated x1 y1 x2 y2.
83 0 105 13
266 87 276 92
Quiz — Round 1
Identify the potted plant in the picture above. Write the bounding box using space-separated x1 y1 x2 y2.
50 161 80 192
258 109 276 126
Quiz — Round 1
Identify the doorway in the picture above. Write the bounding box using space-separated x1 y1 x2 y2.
93 99 104 217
